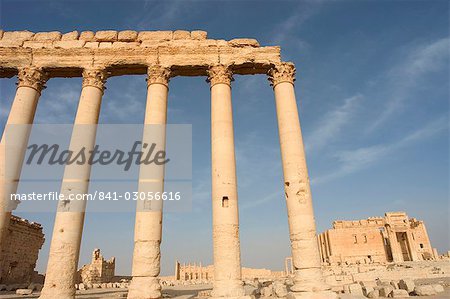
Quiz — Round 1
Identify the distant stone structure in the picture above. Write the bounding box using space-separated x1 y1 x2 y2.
0 215 44 284
77 249 115 284
174 261 284 281
318 212 437 265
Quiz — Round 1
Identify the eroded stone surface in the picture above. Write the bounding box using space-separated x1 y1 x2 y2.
0 215 44 285
0 30 281 77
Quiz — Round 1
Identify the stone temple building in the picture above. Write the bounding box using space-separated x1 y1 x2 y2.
318 212 437 265
0 215 45 284
174 261 284 281
77 249 115 284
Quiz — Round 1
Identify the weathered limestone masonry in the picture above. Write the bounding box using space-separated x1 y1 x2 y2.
174 261 285 282
0 29 333 299
0 215 44 285
318 212 437 266
77 249 115 285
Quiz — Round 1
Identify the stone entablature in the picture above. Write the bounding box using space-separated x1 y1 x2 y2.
318 212 437 266
0 30 280 78
0 215 45 284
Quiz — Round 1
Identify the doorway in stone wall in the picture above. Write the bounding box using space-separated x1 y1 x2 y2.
396 232 412 261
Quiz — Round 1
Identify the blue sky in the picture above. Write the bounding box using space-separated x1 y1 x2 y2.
0 0 448 276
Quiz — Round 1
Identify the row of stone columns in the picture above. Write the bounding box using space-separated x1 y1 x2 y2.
0 63 334 299
0 67 48 283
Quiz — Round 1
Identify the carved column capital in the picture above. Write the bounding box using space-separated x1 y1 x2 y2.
206 64 234 87
82 68 108 91
17 67 48 93
267 62 296 88
147 65 172 88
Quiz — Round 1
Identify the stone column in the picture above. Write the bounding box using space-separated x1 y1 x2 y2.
268 63 336 299
0 67 47 282
39 69 107 299
208 65 246 299
128 65 171 299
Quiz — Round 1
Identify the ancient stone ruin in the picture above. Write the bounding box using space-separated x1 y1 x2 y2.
0 215 44 285
0 29 336 299
174 261 284 282
77 249 115 285
318 212 438 266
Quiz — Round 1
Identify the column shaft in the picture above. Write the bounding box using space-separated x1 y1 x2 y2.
269 63 330 294
208 65 245 298
39 69 106 299
0 68 47 283
128 66 170 299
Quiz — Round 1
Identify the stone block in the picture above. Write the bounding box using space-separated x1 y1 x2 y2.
390 289 409 297
378 285 393 297
217 39 228 46
367 290 380 298
431 284 444 293
363 286 374 296
398 279 414 293
54 40 86 49
95 30 118 42
244 285 258 296
33 31 61 41
414 285 436 296
118 30 138 41
78 283 86 290
140 40 165 48
228 38 260 47
61 31 79 40
84 41 99 48
0 40 23 47
348 283 363 296
273 282 288 297
261 285 274 297
173 30 190 39
99 42 113 48
23 41 54 49
138 31 172 41
191 30 207 40
16 289 33 295
2 31 34 41
390 281 399 289
80 31 95 41
112 42 140 49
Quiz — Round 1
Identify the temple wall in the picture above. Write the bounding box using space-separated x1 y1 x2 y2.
318 212 436 266
0 215 44 284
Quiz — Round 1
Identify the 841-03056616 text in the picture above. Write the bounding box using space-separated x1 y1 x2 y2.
10 191 183 201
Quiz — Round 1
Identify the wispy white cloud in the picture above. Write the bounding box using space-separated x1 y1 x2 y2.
36 81 81 123
100 77 146 123
313 115 448 184
240 190 281 210
368 37 449 131
131 1 190 30
305 94 362 152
